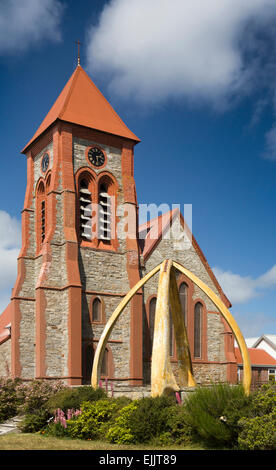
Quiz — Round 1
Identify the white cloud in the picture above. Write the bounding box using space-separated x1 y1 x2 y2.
0 0 63 55
0 211 21 305
233 310 274 338
213 264 276 305
213 267 257 304
86 0 276 107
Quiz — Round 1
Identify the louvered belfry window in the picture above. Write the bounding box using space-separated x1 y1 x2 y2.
194 302 202 358
99 183 111 241
79 178 92 241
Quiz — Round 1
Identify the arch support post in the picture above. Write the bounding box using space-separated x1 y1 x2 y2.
151 260 179 397
91 259 251 397
169 266 196 388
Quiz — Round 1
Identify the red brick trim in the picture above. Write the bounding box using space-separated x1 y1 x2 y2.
84 290 126 297
221 317 238 383
71 122 134 152
11 296 35 301
22 128 53 157
91 338 123 344
11 299 22 378
0 334 11 346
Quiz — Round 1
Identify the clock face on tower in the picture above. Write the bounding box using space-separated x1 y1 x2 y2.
87 147 106 167
41 153 49 173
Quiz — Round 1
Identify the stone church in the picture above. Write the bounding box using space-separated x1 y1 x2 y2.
0 64 238 389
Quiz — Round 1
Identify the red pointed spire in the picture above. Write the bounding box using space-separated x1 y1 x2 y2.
22 65 140 153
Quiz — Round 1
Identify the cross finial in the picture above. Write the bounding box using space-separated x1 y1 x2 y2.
75 40 82 66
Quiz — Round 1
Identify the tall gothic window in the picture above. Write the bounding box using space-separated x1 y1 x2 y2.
79 178 92 241
41 200 46 243
194 302 202 358
101 348 108 376
36 180 46 251
149 297 157 355
179 283 188 326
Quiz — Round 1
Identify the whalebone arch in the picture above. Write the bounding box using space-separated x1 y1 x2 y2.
91 259 252 396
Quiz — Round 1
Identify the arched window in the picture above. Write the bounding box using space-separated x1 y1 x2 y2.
98 183 111 241
194 302 202 358
92 297 102 322
41 200 46 243
149 297 157 355
36 180 46 251
101 348 108 376
79 177 92 241
179 283 188 326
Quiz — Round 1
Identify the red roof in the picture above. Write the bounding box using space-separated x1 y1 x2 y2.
0 303 11 345
138 208 231 308
22 65 140 152
235 347 276 366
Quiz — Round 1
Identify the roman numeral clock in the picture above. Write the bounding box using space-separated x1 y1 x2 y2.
88 146 106 168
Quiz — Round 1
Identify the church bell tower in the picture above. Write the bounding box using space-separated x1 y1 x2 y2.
11 64 142 386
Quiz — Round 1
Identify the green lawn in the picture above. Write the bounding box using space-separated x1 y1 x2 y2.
0 433 205 451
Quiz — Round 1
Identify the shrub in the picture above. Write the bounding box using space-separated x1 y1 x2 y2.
126 395 176 444
106 401 139 444
250 383 276 416
106 396 192 447
17 379 66 415
19 409 51 433
238 410 276 450
183 383 252 448
46 385 106 414
66 399 121 440
236 384 276 450
0 378 22 423
165 404 195 446
16 380 66 433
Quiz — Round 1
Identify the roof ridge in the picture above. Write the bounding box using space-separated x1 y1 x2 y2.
59 65 81 119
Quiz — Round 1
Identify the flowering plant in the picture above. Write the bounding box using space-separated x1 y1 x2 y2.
53 407 82 429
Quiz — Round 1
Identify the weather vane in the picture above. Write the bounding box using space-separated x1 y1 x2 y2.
75 40 82 66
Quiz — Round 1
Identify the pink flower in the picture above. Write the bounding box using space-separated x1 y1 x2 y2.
175 392 181 404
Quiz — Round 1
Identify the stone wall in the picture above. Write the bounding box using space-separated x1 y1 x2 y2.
0 339 11 378
142 214 228 385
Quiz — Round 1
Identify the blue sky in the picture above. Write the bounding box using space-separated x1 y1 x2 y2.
0 0 276 338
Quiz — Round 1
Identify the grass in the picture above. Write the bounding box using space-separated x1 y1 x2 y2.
0 433 205 451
